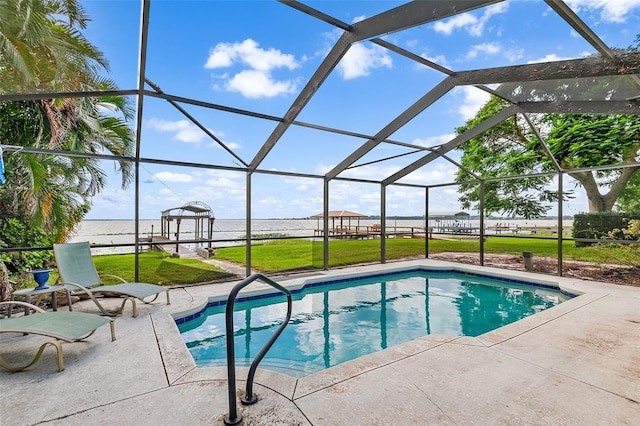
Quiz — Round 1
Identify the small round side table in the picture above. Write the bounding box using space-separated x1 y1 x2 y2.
9 285 73 317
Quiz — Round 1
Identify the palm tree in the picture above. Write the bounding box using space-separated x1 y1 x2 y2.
0 0 134 251
0 0 107 93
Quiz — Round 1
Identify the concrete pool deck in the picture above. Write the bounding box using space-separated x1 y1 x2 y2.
1 259 639 425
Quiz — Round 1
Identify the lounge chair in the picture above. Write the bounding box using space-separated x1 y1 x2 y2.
53 242 170 317
0 301 115 372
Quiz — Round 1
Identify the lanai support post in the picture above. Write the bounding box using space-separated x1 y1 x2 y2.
175 218 181 254
381 184 386 264
195 216 200 246
135 162 140 280
557 172 564 276
425 187 429 258
132 0 151 283
246 173 252 277
480 181 485 266
208 217 214 249
323 179 330 271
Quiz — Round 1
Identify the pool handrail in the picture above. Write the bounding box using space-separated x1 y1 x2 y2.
224 273 292 426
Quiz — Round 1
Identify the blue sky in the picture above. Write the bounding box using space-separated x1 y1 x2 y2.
79 0 640 219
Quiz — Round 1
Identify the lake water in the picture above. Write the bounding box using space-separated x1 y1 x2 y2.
70 218 573 254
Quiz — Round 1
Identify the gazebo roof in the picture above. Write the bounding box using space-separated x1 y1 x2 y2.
311 210 368 219
161 201 213 218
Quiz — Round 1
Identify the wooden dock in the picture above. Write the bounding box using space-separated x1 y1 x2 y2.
433 225 479 234
487 225 572 235
314 225 428 239
148 236 202 259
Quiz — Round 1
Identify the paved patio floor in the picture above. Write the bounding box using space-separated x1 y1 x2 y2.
1 259 639 425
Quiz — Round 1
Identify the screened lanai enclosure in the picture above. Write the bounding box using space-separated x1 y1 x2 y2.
1 0 639 279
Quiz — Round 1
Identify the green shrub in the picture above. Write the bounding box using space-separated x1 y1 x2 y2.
572 212 640 246
608 219 640 241
0 218 54 282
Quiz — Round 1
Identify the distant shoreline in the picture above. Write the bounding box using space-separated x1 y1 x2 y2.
83 215 575 221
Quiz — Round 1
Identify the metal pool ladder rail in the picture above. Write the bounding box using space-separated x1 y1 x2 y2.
224 273 292 425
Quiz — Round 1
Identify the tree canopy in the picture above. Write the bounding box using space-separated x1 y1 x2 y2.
1 0 135 277
455 96 639 218
616 172 640 212
545 113 640 212
455 97 566 218
0 0 107 93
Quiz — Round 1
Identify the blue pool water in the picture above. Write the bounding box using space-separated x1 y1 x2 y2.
177 269 569 377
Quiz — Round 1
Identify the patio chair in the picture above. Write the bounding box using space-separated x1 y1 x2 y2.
53 242 170 318
0 301 115 372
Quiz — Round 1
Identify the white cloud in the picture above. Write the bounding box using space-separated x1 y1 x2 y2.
456 86 491 120
204 47 233 69
225 69 297 98
411 133 457 148
404 39 419 49
338 42 393 80
204 177 239 189
200 170 243 190
433 13 477 36
145 118 189 132
565 0 640 23
153 171 193 183
223 141 242 150
393 162 459 187
157 188 174 196
205 39 298 71
145 118 206 143
145 118 241 149
466 42 502 60
463 42 523 63
173 127 207 143
433 3 508 37
503 47 525 62
204 38 300 98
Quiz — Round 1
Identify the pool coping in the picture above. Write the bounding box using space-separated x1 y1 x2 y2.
154 259 602 399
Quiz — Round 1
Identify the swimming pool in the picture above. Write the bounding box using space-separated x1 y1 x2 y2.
176 268 571 378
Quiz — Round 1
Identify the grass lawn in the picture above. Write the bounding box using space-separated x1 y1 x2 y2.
89 251 234 285
215 236 638 273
